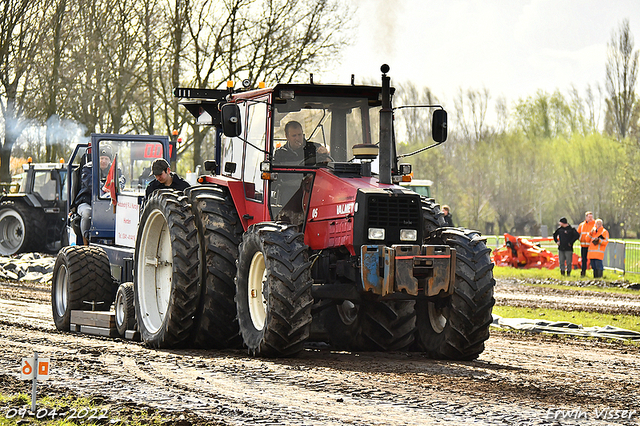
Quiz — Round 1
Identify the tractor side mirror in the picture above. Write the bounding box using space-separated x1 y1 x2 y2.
432 109 448 143
221 103 242 137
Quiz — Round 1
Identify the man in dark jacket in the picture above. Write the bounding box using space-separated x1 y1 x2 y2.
273 121 331 165
442 205 454 227
145 158 190 198
553 217 580 276
73 146 113 245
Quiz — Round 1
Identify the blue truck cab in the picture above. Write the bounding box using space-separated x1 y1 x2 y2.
66 134 170 282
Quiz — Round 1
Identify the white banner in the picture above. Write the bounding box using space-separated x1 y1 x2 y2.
115 195 141 248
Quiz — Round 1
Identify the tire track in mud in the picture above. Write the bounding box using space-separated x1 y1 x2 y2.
495 279 640 316
0 323 544 426
2 322 634 426
1 280 640 425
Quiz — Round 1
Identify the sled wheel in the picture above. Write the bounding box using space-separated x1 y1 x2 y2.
134 190 201 348
416 228 495 360
188 186 243 348
51 245 114 331
115 282 135 337
235 223 313 357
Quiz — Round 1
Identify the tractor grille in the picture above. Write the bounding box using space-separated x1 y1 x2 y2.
367 196 421 227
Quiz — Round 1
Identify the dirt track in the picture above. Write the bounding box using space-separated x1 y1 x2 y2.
1 279 639 425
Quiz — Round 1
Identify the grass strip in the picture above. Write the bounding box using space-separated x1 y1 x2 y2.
0 392 169 426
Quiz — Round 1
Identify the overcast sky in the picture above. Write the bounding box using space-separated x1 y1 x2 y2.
323 0 640 112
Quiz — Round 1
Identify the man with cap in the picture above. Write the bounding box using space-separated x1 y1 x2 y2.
98 146 113 180
553 217 580 276
145 158 190 198
72 144 114 245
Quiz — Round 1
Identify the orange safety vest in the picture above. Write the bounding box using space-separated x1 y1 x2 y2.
577 219 595 247
587 227 609 260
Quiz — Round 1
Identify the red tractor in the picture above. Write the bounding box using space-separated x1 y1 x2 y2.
134 65 495 360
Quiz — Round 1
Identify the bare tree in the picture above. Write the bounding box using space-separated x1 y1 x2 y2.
454 87 492 145
132 0 162 135
158 0 352 170
0 0 50 181
101 0 146 133
605 19 639 140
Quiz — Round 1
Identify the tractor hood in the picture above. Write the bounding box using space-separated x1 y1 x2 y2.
304 167 422 253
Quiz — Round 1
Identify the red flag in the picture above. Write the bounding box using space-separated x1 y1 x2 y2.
103 153 118 211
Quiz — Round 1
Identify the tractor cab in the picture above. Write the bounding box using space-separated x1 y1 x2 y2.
66 134 169 249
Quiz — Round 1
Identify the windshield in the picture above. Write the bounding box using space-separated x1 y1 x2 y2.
96 139 164 196
272 96 381 166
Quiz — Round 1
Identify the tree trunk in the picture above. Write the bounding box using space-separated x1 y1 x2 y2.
1 97 22 182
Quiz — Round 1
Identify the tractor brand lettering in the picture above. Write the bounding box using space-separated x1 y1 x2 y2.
337 203 354 215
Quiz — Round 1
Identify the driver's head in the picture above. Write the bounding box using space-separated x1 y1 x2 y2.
99 146 113 171
284 121 304 151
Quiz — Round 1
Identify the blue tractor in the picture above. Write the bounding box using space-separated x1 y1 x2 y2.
51 133 172 337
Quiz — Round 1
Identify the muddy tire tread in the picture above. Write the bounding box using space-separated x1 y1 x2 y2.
235 223 313 357
51 245 114 330
134 190 201 348
188 186 243 348
416 228 495 360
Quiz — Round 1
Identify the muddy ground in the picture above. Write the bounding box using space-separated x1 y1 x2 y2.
1 278 639 425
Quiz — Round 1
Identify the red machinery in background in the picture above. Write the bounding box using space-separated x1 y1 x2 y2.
492 233 582 270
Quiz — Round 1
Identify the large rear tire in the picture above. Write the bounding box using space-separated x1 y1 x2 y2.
134 190 201 348
188 186 243 348
51 245 114 331
235 223 313 357
0 202 44 255
415 228 495 360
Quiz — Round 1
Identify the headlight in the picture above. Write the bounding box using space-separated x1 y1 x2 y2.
368 228 385 240
400 229 418 241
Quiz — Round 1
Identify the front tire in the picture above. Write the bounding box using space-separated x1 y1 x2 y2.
51 246 114 331
415 228 495 360
134 191 201 348
235 223 313 357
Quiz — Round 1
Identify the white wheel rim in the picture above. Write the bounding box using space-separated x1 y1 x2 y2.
54 264 69 317
115 290 125 328
137 210 173 334
248 251 267 330
337 300 358 326
428 302 447 334
0 210 25 255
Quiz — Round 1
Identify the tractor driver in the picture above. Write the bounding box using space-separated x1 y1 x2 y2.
73 146 113 245
273 121 331 165
145 158 190 198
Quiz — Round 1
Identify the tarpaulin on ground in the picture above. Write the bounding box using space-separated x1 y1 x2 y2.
491 314 640 342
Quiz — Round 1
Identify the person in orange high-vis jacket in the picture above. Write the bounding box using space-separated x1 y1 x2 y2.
576 211 595 277
587 219 608 278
